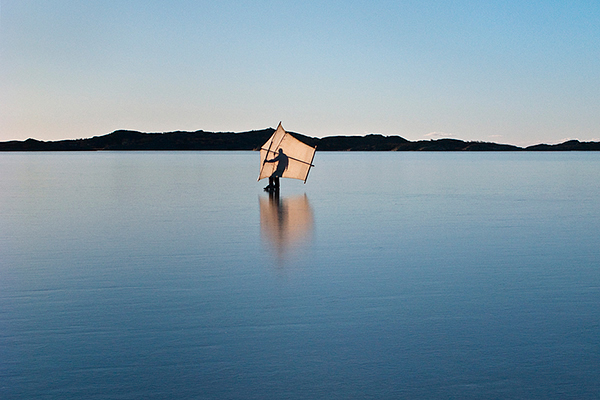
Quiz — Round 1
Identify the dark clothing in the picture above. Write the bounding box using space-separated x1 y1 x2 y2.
269 152 289 178
265 150 289 191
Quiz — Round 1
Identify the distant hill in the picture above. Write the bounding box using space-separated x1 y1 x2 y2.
1 129 599 151
524 140 600 151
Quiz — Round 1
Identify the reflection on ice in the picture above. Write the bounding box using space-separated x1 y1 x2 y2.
259 192 314 264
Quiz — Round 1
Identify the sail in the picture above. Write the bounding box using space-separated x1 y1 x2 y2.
258 123 316 183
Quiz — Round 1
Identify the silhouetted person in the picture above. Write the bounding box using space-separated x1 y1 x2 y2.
264 148 288 191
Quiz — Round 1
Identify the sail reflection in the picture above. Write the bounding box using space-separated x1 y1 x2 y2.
259 192 314 264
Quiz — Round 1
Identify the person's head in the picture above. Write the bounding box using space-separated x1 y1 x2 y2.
278 148 284 154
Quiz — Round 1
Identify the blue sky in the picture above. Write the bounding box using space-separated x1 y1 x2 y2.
1 0 599 146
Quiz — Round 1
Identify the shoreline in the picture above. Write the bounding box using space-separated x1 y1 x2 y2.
1 129 599 151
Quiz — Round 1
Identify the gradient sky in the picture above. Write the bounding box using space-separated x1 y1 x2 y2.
1 1 599 146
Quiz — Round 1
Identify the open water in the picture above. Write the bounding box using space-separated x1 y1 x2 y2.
1 151 599 399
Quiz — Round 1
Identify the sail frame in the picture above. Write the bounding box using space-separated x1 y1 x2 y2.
258 123 316 183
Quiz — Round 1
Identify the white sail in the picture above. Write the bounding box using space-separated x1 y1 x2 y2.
258 123 316 183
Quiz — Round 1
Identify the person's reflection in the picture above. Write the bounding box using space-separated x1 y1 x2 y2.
259 192 314 265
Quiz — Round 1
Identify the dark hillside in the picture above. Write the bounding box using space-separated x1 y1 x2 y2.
1 128 599 151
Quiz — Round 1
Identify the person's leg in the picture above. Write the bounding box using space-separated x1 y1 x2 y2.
265 177 274 190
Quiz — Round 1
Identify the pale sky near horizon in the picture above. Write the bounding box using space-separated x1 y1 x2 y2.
1 1 599 146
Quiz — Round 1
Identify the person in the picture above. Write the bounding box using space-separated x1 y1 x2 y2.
264 148 289 191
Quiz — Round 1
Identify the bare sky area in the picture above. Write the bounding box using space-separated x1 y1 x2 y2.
1 1 599 146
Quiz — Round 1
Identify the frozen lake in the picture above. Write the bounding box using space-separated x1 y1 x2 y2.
1 151 599 399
